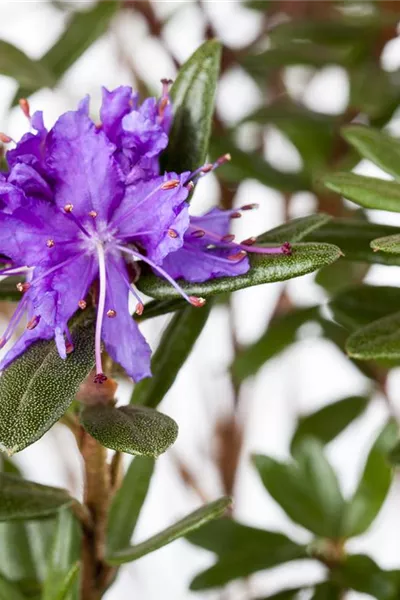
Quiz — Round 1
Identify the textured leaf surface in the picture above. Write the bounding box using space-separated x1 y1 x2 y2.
162 40 221 173
346 311 400 360
188 518 307 590
371 234 400 254
0 310 95 454
106 497 231 565
342 125 400 179
0 473 71 521
0 41 54 89
107 457 154 554
324 172 400 212
138 243 342 300
329 284 400 330
81 405 178 457
131 304 211 407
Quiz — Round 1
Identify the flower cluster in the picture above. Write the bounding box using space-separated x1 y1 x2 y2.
0 85 290 383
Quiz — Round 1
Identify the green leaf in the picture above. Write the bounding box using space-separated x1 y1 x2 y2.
324 172 400 212
331 554 400 600
340 422 396 537
131 304 211 407
137 243 342 300
161 40 221 173
231 306 318 381
135 298 187 321
257 214 332 244
310 582 342 600
0 574 26 600
342 125 400 179
254 439 344 537
107 457 154 554
315 259 369 295
106 497 231 565
188 518 307 590
346 311 400 361
0 473 71 520
0 310 95 454
0 41 54 89
253 589 303 600
80 405 178 457
0 277 21 302
371 234 400 254
291 396 369 455
329 284 400 330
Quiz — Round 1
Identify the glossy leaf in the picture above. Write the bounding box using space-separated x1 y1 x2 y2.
346 311 400 361
0 310 95 454
137 243 342 300
340 422 396 537
188 518 307 590
291 396 369 455
107 457 155 554
0 574 26 600
342 125 400 179
161 40 221 173
0 473 71 520
0 41 54 89
106 497 231 565
81 405 178 457
257 214 332 244
329 284 400 330
331 554 400 599
131 304 211 407
371 234 400 254
324 172 400 212
254 439 344 537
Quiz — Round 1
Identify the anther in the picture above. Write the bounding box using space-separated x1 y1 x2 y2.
66 341 74 354
158 97 169 118
192 229 205 238
0 133 12 144
241 236 256 246
46 239 55 248
16 282 30 293
19 98 31 119
107 309 117 318
64 203 74 213
135 303 144 316
168 229 178 238
26 315 40 330
94 373 108 384
161 78 173 86
78 300 87 310
228 250 247 261
189 296 206 308
282 242 292 255
241 203 259 211
221 234 235 243
230 212 242 219
88 210 98 218
186 181 195 191
215 153 231 166
161 179 180 190
201 164 214 174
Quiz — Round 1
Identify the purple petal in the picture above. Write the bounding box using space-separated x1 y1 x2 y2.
7 111 47 174
100 86 137 144
189 208 234 242
0 181 27 212
8 163 52 201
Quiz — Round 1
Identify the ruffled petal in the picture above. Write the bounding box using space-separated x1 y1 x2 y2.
100 86 137 144
8 163 52 201
0 181 27 212
189 208 235 243
6 111 47 174
102 256 151 381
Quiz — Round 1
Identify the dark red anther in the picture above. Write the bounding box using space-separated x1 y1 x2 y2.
241 236 256 246
201 164 214 174
228 250 247 261
66 341 74 354
221 234 235 243
26 315 40 330
168 229 178 238
135 302 144 316
282 242 292 255
161 179 180 190
16 282 30 293
19 98 31 119
0 133 12 144
215 153 231 165
94 373 108 384
189 296 206 307
240 203 259 211
230 212 242 219
192 229 205 238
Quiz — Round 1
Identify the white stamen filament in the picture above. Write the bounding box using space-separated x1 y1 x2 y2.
95 242 107 376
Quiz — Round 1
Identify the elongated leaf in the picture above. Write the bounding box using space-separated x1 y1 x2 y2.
291 396 369 455
257 214 332 244
310 582 342 600
329 284 400 330
254 440 344 537
137 243 342 300
0 310 95 454
315 259 369 295
371 234 400 254
131 304 211 407
107 457 154 554
232 306 318 381
331 554 400 599
0 521 38 594
106 497 231 565
81 405 178 457
188 518 307 590
346 311 400 360
254 589 303 600
0 41 54 89
0 473 71 520
0 276 20 302
342 125 400 179
0 574 26 600
324 172 400 212
161 40 221 173
340 422 396 537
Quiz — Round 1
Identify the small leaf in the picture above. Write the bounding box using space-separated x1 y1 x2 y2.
331 554 400 599
80 405 178 457
371 234 400 254
137 243 342 300
161 40 221 173
342 125 400 179
340 422 396 537
0 41 54 89
188 518 307 590
0 473 71 520
291 396 369 455
106 497 231 565
329 284 400 330
0 574 26 600
257 214 332 244
346 311 400 361
324 172 400 212
131 304 211 407
107 457 154 554
0 310 95 454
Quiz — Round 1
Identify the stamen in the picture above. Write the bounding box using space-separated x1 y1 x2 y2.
160 179 180 190
89 211 97 218
135 302 144 316
241 237 256 246
189 296 206 307
186 154 232 185
66 341 74 355
108 256 144 315
26 315 40 330
228 250 247 261
231 212 242 219
222 234 235 243
94 373 107 384
64 204 73 213
94 242 107 383
16 282 30 293
63 204 90 237
0 133 13 144
78 299 87 310
107 309 117 318
168 229 178 238
215 153 231 166
0 266 33 277
186 181 195 191
19 98 31 120
240 203 259 211
46 239 55 248
191 229 205 238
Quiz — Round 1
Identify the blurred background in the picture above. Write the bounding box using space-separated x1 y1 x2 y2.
2 1 400 598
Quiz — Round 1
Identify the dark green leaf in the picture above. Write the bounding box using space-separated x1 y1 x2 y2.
0 574 26 600
137 243 342 300
254 439 344 537
188 518 307 590
291 396 369 455
371 234 400 254
315 259 369 295
257 214 332 244
0 276 21 302
253 588 303 600
329 284 400 330
0 310 95 454
135 298 187 321
0 41 54 89
0 473 71 520
331 555 400 600
107 457 154 554
342 125 400 179
232 307 318 381
346 311 400 360
131 304 211 407
161 40 221 173
324 172 400 212
310 582 342 600
340 422 396 537
106 497 231 565
81 405 178 457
